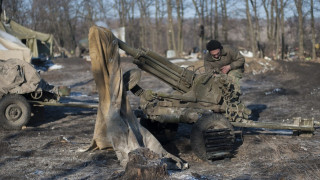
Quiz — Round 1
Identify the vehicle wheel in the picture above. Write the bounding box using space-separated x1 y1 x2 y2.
140 118 178 143
0 94 31 130
190 113 235 161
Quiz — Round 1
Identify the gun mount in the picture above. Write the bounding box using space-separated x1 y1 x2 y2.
119 39 250 122
117 39 316 161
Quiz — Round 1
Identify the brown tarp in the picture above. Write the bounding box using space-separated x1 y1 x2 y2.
87 26 186 169
0 19 53 58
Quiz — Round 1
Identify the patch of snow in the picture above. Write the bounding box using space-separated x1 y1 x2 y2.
169 174 197 180
33 170 44 175
167 50 176 58
83 55 91 61
187 58 199 62
0 30 26 47
48 64 63 71
171 59 186 63
301 146 308 151
0 43 7 50
264 56 272 60
240 50 253 57
69 92 88 97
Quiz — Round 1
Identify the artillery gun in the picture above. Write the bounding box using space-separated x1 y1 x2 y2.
117 40 315 161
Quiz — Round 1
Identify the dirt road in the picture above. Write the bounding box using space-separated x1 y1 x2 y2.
0 57 320 179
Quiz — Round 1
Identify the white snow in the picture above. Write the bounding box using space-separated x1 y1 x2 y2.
0 43 8 50
170 59 186 63
0 30 26 47
48 64 63 70
240 50 253 57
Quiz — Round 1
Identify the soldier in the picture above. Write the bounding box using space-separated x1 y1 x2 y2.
204 40 245 83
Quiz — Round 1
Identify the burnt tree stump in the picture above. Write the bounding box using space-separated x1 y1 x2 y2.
120 148 169 180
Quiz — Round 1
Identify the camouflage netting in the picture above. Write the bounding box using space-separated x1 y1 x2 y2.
86 26 187 170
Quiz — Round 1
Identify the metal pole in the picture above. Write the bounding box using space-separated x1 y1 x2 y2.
29 101 98 109
231 121 314 132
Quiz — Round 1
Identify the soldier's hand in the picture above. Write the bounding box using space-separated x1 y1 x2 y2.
221 65 231 74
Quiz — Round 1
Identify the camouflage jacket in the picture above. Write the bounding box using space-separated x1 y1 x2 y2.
204 45 245 74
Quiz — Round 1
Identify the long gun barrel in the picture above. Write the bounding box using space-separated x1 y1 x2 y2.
118 39 196 93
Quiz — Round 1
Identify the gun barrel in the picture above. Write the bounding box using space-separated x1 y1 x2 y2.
117 39 195 93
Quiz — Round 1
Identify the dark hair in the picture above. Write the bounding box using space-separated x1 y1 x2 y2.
206 40 223 51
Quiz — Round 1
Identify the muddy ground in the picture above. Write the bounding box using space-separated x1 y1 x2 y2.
1 57 320 179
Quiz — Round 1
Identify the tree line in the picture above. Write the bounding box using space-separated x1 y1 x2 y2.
1 0 320 60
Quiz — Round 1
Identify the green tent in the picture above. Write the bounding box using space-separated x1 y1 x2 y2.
0 19 53 58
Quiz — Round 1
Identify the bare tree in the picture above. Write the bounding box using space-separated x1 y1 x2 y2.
262 0 271 40
270 0 275 40
126 0 139 47
294 0 304 59
192 0 205 52
249 0 261 57
153 0 160 50
166 0 177 52
263 0 277 42
250 0 260 42
214 0 219 40
1 0 318 60
280 0 285 59
2 0 29 25
0 0 2 15
246 0 258 57
275 0 280 59
311 0 316 60
29 0 88 55
137 0 147 47
263 0 284 58
176 0 184 56
152 0 166 51
220 0 228 42
209 0 213 39
114 0 131 27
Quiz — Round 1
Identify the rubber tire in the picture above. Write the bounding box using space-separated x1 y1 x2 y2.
0 94 31 130
190 113 234 161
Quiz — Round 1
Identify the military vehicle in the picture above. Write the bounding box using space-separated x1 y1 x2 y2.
117 39 316 161
0 59 97 130
0 59 60 130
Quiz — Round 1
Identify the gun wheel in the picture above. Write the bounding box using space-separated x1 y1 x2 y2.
191 113 235 161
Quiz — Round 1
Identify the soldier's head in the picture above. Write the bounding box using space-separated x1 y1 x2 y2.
207 40 223 59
